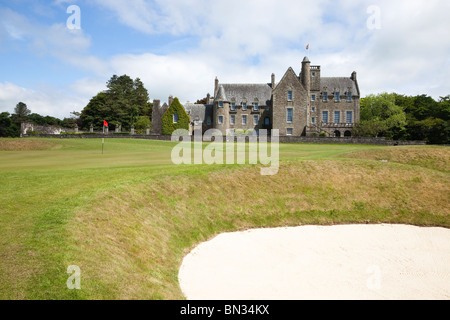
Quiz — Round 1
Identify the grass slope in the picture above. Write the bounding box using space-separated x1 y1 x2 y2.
0 138 448 299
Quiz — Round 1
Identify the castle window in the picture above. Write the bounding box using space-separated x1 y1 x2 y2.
253 115 259 125
346 111 353 124
218 116 223 125
231 102 236 111
347 92 352 102
207 117 212 126
312 72 316 77
219 101 224 108
242 115 247 125
322 111 329 123
242 102 247 110
287 91 293 101
264 117 270 126
311 94 316 102
253 102 259 111
311 117 316 124
323 92 328 102
311 107 316 112
286 128 293 136
334 111 341 124
230 115 236 125
194 119 200 126
335 92 340 102
173 113 179 124
287 108 293 123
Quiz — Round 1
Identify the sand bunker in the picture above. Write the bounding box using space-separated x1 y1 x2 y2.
179 224 450 300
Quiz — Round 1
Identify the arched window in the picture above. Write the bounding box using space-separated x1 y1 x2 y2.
334 130 341 138
344 130 352 137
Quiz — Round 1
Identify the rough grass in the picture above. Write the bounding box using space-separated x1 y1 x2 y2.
0 138 61 151
345 146 450 173
69 159 449 300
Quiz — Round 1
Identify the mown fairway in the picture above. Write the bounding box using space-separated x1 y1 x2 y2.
0 138 448 299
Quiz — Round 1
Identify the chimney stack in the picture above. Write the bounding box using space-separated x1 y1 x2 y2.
214 77 219 98
169 95 173 106
271 73 275 89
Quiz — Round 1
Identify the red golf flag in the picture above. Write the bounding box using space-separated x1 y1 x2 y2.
103 120 108 127
306 44 309 50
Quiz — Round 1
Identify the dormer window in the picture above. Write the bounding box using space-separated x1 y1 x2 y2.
242 102 247 110
323 92 328 102
335 92 340 102
218 101 224 108
347 92 352 102
231 102 236 110
253 102 259 111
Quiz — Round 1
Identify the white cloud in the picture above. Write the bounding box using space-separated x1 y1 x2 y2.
0 82 89 118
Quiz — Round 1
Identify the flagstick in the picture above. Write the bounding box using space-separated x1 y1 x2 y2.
102 138 104 155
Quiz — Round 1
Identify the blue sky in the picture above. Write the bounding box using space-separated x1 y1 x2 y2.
1 0 449 118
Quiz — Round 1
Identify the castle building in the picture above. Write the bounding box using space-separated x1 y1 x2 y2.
152 57 360 137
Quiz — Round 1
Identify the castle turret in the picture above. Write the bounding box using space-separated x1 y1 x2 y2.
213 85 228 135
301 56 311 92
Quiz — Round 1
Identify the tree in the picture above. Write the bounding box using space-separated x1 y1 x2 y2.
195 97 208 104
134 116 152 134
14 102 31 122
353 119 388 138
0 112 20 137
80 92 108 130
80 75 150 130
356 93 407 139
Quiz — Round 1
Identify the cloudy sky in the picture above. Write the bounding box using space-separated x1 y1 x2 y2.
0 0 449 118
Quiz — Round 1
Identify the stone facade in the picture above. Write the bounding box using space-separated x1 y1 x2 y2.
151 57 360 137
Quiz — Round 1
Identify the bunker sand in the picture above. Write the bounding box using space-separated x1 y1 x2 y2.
179 224 450 300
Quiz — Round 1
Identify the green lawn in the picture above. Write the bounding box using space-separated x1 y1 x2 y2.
0 138 448 299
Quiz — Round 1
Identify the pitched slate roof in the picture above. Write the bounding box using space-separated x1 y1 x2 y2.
183 103 213 121
215 83 273 106
320 77 359 96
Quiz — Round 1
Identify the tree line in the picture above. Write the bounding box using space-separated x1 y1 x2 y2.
354 93 449 144
0 102 80 137
0 75 153 137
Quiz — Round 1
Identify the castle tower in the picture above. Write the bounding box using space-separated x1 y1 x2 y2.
301 56 311 92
